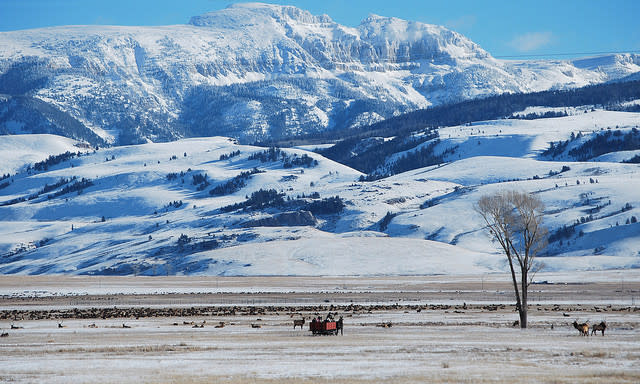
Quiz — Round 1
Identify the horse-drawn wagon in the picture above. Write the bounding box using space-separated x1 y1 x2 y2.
309 316 343 335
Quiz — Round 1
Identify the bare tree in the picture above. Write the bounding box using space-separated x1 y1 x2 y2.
476 190 547 328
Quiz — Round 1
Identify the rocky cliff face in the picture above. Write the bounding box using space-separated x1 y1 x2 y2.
1 3 639 145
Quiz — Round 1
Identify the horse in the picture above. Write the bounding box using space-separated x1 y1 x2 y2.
591 321 606 336
293 318 305 329
336 316 343 335
572 320 589 336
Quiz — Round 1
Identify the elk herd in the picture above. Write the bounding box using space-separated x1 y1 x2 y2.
0 310 613 338
572 320 607 336
0 318 612 337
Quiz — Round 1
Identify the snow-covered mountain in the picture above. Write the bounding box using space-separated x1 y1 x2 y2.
1 3 639 145
1 107 639 275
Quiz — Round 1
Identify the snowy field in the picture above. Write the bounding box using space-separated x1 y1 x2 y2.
1 273 639 383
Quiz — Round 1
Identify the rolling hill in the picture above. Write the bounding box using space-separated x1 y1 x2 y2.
1 106 638 275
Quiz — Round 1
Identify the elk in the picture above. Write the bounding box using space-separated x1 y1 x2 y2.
591 321 606 336
572 320 589 336
293 318 305 329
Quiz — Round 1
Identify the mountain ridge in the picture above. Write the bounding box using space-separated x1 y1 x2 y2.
1 3 639 145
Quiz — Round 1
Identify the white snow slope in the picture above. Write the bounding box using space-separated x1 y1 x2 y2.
1 3 639 144
0 134 86 175
0 108 639 275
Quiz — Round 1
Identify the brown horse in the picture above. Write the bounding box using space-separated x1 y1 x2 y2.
336 316 343 335
591 321 606 336
293 318 305 329
572 320 589 336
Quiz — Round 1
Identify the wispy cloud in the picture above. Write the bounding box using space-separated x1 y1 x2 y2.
445 15 476 32
508 31 553 52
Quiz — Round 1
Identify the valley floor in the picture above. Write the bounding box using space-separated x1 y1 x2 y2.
1 272 639 383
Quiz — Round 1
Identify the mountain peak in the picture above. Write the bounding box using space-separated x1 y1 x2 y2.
189 2 332 28
361 13 385 22
357 13 488 60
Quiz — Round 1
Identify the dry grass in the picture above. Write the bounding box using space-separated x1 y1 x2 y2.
49 344 218 355
572 349 612 358
3 321 639 384
1 274 639 384
151 371 640 384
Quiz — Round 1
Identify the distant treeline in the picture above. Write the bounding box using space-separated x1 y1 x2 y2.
289 80 640 177
27 151 82 172
220 188 345 215
0 176 93 206
343 79 640 140
567 128 640 161
209 168 263 196
276 80 640 147
509 110 569 120
248 147 318 168
544 128 640 160
318 129 447 178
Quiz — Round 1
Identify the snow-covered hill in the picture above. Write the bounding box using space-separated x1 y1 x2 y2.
0 108 639 275
1 3 639 144
0 134 86 175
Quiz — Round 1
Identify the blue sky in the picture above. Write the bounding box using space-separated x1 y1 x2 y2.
1 0 639 58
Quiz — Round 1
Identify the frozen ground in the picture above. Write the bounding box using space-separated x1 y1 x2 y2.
1 273 639 383
1 270 639 299
2 317 639 384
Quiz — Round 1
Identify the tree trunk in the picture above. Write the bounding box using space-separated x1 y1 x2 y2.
519 300 527 329
520 270 528 328
506 255 522 319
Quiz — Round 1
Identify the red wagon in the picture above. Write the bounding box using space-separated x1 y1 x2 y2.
309 318 343 335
